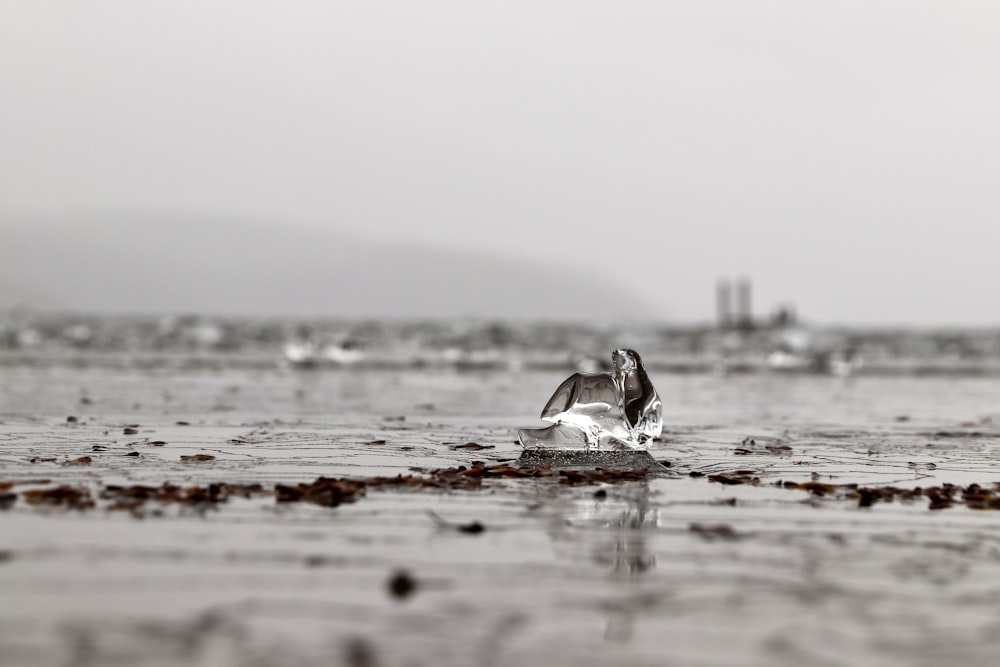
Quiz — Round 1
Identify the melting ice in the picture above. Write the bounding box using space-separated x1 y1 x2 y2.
518 349 662 450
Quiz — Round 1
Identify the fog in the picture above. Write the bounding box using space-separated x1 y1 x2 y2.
3 2 999 323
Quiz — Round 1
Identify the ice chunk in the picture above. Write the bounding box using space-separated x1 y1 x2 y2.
518 349 662 450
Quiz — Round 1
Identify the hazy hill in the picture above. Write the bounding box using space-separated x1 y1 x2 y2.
0 216 657 321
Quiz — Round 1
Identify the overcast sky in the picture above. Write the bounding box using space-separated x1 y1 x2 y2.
2 2 999 324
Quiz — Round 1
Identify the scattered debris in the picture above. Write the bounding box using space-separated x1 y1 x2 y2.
857 488 878 507
782 480 838 496
100 482 267 512
427 509 485 534
708 473 759 485
386 570 417 600
276 478 367 507
271 464 650 511
13 453 1000 517
457 520 486 534
343 636 378 667
344 637 379 667
689 523 739 541
449 442 495 451
769 478 1000 511
734 436 792 455
21 485 94 510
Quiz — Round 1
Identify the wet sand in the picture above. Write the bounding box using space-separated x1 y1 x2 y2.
4 366 1000 666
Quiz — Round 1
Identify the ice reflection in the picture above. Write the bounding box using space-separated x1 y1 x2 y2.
520 479 659 643
523 479 658 576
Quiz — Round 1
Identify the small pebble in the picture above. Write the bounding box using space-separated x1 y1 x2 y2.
387 570 417 600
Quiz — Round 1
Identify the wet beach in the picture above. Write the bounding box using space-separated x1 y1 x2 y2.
4 349 1000 667
6 2 999 662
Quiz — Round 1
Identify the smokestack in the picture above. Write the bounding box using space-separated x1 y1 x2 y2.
716 279 732 330
736 277 753 330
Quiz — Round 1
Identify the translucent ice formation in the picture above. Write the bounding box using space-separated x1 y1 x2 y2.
518 349 662 450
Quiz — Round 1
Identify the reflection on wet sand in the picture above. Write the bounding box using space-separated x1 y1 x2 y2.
520 477 659 642
530 480 658 575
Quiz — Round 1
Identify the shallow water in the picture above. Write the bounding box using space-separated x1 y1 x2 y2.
3 364 1000 666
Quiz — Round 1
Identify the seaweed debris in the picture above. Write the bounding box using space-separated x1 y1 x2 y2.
21 485 95 510
274 463 651 509
704 470 1000 511
275 478 368 507
100 482 268 512
13 462 648 515
780 479 1000 511
708 472 760 486
426 463 649 487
